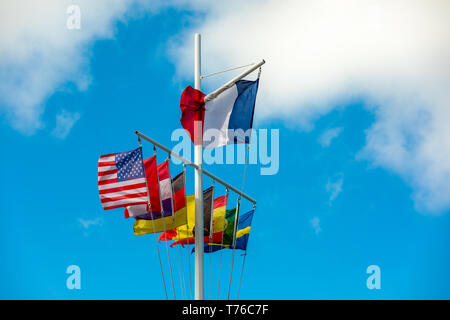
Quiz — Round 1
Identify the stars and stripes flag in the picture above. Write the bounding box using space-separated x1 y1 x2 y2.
98 147 148 210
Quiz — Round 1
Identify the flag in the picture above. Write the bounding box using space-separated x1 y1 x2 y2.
220 208 237 246
180 79 259 148
123 156 158 218
190 208 236 253
232 209 255 250
169 195 229 247
124 156 157 218
98 147 148 210
158 160 173 216
125 159 173 220
133 170 187 235
171 171 187 214
170 232 224 248
124 203 148 219
158 192 227 241
159 194 195 239
201 186 214 237
146 156 162 213
133 206 187 235
180 86 206 145
198 209 255 254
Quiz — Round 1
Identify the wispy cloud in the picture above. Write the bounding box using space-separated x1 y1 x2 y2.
78 217 103 236
310 217 322 235
78 217 103 229
318 127 343 147
326 176 343 205
51 110 80 139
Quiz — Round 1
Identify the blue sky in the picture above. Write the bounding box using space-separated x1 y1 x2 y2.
1 1 450 299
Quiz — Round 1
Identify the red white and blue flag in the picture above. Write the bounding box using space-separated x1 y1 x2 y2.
98 147 148 210
180 79 259 149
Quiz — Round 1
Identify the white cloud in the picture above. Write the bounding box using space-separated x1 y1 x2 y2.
78 217 103 229
326 176 343 205
0 0 173 134
78 217 103 236
170 0 450 213
310 217 322 235
51 110 80 139
318 127 343 147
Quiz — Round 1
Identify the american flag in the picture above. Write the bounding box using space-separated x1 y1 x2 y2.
98 147 148 210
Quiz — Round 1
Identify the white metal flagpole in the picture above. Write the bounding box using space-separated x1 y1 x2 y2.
194 32 205 300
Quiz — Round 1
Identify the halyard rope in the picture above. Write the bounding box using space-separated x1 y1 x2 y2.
138 137 168 300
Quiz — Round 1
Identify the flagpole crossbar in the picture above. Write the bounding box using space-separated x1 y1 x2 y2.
135 130 257 205
204 59 265 103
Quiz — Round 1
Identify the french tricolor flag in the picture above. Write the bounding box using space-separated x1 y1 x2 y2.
180 79 259 149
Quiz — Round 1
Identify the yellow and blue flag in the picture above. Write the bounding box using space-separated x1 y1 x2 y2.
194 209 255 253
232 209 254 250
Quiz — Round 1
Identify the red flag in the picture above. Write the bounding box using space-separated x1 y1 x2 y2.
159 228 178 240
180 85 206 144
171 171 187 213
144 155 161 213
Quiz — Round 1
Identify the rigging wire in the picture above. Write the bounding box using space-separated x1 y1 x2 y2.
155 148 176 300
200 62 256 79
208 180 215 300
175 220 187 300
237 202 256 299
216 188 229 299
227 143 250 300
167 155 187 300
138 138 168 300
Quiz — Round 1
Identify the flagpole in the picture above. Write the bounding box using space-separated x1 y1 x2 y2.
194 32 205 300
